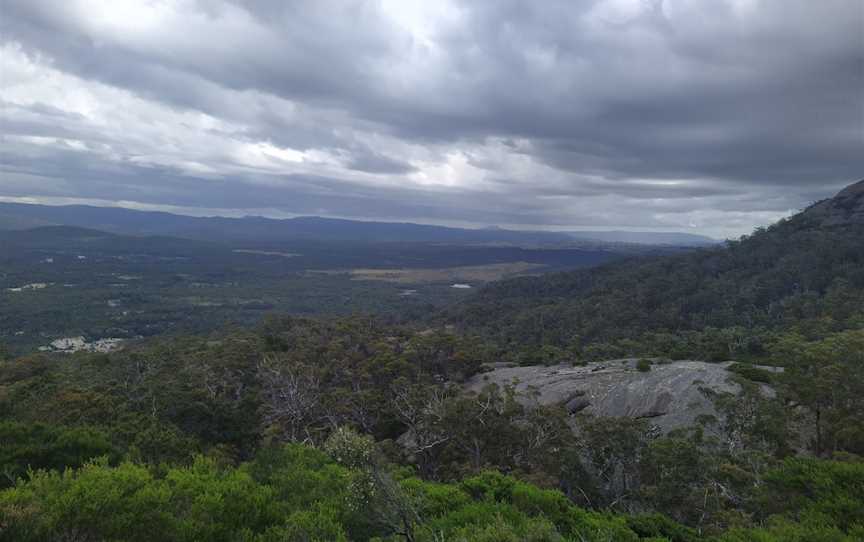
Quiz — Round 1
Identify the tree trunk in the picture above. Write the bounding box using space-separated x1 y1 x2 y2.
815 406 822 456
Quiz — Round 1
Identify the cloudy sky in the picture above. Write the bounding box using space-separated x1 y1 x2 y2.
0 0 862 238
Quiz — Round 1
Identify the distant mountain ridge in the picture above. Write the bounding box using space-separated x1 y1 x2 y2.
0 202 714 247
565 230 716 246
0 212 53 231
0 203 570 245
0 225 226 258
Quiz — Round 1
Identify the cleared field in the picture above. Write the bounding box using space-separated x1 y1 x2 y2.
233 249 300 257
335 261 547 284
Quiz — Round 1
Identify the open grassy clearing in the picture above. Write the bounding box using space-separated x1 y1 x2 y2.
328 261 548 284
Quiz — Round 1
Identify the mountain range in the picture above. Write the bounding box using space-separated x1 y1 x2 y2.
0 202 717 247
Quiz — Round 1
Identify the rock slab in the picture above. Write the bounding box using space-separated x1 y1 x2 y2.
466 359 776 434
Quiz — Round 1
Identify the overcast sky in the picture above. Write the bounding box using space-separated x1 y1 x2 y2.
0 0 862 238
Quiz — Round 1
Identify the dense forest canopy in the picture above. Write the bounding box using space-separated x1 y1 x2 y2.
448 188 864 364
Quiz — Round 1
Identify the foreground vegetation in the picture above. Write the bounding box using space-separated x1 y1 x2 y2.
2 437 861 542
1 315 862 541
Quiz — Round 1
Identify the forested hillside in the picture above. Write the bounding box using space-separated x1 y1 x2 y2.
448 182 864 363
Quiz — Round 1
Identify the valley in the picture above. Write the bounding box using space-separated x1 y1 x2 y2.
0 219 630 355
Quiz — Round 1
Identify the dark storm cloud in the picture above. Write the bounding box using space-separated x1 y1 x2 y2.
0 142 548 225
0 0 861 237
345 151 418 175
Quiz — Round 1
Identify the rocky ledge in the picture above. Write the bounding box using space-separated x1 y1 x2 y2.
466 359 779 434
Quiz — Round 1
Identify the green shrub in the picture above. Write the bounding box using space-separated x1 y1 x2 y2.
759 458 864 532
0 450 355 542
728 363 774 384
0 422 117 488
626 514 700 542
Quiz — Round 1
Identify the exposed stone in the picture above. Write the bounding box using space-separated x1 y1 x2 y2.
565 396 591 414
465 359 778 434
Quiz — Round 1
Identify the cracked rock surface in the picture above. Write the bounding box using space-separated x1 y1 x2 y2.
465 359 778 434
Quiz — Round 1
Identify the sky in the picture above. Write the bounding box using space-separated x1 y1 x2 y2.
0 0 862 238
